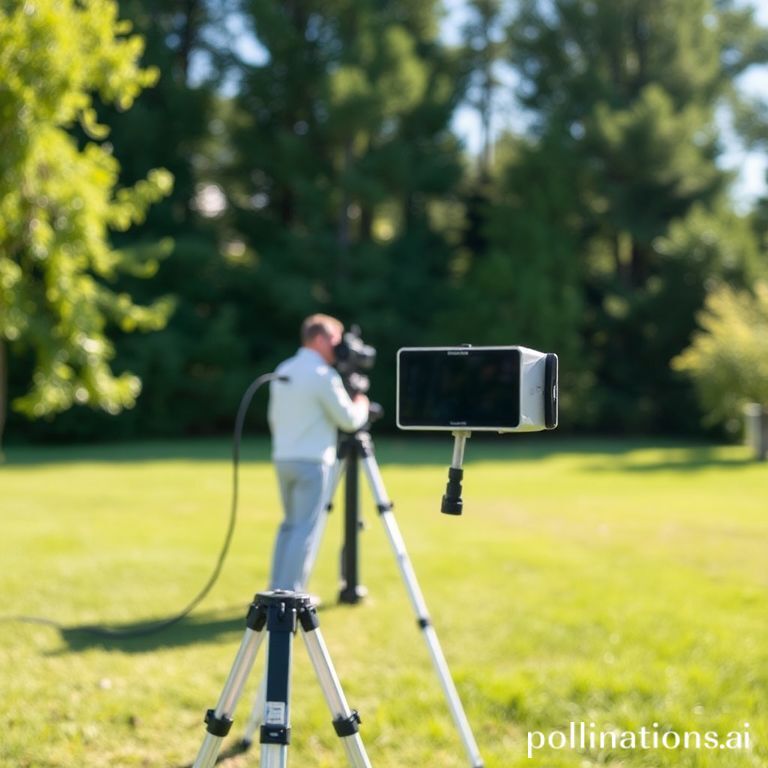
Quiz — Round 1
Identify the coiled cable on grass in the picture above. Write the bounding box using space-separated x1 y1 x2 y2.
2 372 286 639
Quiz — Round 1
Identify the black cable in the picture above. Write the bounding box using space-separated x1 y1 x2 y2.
2 372 287 638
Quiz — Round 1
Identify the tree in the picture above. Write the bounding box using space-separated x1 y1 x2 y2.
66 0 256 439
0 0 172 448
434 132 589 420
225 0 465 418
497 0 768 431
461 0 507 180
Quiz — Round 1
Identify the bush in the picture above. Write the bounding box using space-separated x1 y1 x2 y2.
672 282 768 433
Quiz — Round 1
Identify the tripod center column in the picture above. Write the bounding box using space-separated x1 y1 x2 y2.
258 591 305 767
339 432 371 604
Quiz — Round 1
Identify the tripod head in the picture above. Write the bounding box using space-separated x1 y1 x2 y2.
366 401 384 428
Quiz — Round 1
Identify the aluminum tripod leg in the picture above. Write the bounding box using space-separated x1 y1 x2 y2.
242 676 267 749
193 600 268 768
360 454 485 768
299 604 372 768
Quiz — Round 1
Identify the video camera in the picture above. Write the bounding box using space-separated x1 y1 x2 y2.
334 325 376 397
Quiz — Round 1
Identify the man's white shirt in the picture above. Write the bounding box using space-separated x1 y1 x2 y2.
268 347 368 465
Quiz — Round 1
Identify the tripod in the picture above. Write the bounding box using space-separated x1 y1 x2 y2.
193 590 371 768
244 427 484 767
195 428 484 767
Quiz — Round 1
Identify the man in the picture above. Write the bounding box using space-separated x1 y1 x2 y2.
267 314 370 593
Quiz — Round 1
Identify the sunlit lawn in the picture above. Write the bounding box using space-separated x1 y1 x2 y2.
1 436 767 767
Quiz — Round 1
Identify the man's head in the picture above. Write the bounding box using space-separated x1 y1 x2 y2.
301 314 344 364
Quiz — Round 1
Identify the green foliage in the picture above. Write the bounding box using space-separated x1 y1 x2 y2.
4 0 768 442
220 0 464 425
583 201 764 433
0 0 172 423
81 2 253 438
501 0 768 432
672 281 768 427
435 134 589 420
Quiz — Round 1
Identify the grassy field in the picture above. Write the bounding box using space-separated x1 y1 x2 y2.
1 436 767 768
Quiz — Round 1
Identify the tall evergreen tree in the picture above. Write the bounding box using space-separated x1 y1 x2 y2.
101 1 256 437
497 0 768 431
462 0 507 180
435 131 589 421
453 0 509 268
227 0 465 413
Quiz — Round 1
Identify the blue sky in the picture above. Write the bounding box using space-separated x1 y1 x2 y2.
720 0 768 204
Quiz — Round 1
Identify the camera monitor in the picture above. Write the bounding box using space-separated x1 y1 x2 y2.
396 346 558 432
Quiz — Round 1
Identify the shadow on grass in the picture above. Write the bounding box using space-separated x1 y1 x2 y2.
585 447 756 473
1 434 666 468
3 433 529 467
174 738 253 768
42 606 248 655
17 601 341 656
2 438 271 467
6 435 755 479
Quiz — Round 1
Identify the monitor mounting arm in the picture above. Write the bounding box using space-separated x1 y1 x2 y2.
441 430 471 515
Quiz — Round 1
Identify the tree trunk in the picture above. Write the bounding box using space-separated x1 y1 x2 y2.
179 0 201 84
478 58 494 181
614 231 633 286
336 141 354 279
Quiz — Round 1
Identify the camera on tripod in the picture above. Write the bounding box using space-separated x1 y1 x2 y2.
334 326 376 397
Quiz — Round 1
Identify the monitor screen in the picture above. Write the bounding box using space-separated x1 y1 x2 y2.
397 347 522 430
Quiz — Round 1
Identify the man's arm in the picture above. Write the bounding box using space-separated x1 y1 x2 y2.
317 371 369 432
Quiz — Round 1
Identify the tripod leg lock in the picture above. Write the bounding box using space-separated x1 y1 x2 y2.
204 709 234 737
332 710 362 738
246 601 268 631
260 725 291 745
298 604 320 632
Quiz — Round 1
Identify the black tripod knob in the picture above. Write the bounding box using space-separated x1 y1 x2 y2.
440 467 464 515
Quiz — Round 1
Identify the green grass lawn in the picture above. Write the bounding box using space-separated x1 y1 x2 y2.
1 436 767 768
